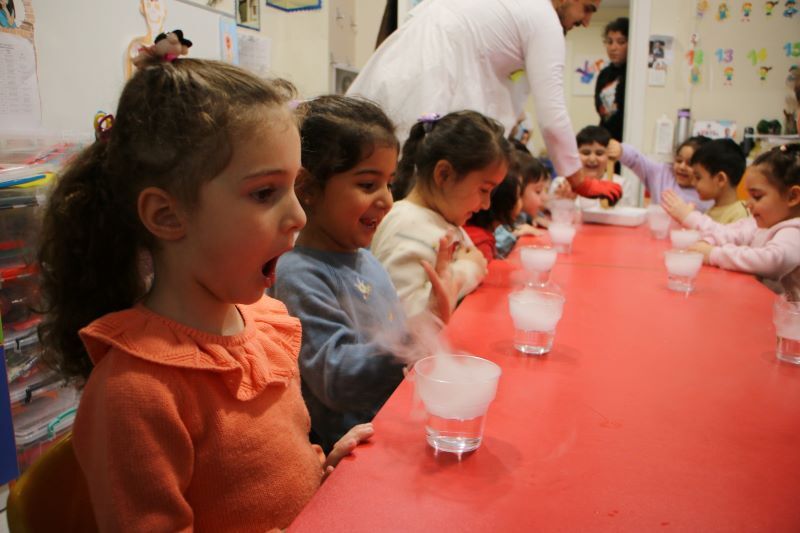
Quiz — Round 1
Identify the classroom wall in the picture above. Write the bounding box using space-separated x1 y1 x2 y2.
22 0 383 137
640 0 798 153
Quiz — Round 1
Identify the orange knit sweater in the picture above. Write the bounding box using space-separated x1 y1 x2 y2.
73 296 325 532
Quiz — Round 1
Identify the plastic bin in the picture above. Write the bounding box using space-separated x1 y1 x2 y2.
13 386 79 472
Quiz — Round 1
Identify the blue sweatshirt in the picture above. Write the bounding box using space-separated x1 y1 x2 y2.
272 246 406 452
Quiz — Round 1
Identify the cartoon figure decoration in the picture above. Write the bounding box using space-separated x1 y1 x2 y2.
765 1 779 15
717 1 729 20
785 0 798 17
742 2 753 19
697 0 710 17
125 0 167 79
690 65 702 85
759 66 774 81
723 66 735 85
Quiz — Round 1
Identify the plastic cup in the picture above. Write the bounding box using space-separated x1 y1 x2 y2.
670 229 700 249
550 198 578 225
773 296 800 365
548 222 576 254
508 288 566 355
414 354 501 453
664 249 703 293
520 245 557 285
647 205 671 239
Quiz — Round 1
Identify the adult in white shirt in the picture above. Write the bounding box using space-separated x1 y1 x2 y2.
347 0 622 203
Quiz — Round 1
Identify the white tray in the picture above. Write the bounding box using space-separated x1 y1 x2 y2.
581 206 647 227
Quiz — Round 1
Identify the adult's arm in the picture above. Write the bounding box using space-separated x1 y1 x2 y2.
518 3 621 202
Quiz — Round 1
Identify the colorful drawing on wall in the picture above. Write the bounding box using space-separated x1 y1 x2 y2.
716 1 730 20
723 66 735 85
572 56 606 95
747 47 768 65
785 41 800 57
219 17 239 64
265 0 322 12
690 65 702 85
784 0 798 17
125 0 167 79
759 65 773 80
742 2 753 20
715 47 734 64
236 0 259 30
764 1 779 15
696 0 709 17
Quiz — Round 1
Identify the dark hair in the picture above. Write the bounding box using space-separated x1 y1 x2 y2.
677 135 711 156
516 151 547 187
393 110 512 200
576 125 611 148
690 138 746 186
296 95 397 203
510 138 531 155
37 58 295 383
467 169 522 229
604 17 628 39
753 143 800 192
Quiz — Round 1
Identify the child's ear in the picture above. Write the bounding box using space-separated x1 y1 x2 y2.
137 187 186 241
787 184 800 207
295 168 319 209
433 160 455 187
716 171 730 187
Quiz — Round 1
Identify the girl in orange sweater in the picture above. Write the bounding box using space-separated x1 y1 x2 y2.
37 44 371 532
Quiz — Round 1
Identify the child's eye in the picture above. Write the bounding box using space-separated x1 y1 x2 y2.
250 187 275 202
358 182 375 191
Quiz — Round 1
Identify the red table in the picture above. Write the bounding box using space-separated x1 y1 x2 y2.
290 225 800 532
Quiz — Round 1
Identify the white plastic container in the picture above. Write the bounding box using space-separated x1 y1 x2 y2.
581 206 647 227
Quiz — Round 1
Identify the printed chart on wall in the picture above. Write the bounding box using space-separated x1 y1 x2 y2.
572 55 607 96
0 0 41 129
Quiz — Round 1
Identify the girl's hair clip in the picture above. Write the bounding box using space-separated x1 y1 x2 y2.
418 112 441 134
93 112 114 142
780 144 788 152
133 29 193 67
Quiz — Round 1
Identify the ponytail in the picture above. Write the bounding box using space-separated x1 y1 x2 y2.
38 142 146 382
394 121 427 200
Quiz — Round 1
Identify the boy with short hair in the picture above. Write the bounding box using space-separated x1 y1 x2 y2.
690 138 749 223
552 126 638 207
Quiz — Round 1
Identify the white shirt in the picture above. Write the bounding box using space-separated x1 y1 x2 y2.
550 173 639 209
347 0 582 177
370 200 484 319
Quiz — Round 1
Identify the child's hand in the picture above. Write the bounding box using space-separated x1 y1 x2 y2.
453 244 488 275
512 223 545 238
661 190 695 223
421 233 459 323
322 423 374 482
607 139 622 161
689 241 714 263
554 180 577 200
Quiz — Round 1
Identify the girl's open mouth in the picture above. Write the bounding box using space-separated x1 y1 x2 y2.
262 257 279 288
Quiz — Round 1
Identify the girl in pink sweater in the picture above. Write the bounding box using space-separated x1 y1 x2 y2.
37 49 371 531
662 144 800 299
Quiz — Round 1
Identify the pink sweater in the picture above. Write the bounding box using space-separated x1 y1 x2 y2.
684 212 800 286
74 296 325 532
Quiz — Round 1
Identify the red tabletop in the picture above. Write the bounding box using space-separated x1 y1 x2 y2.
289 224 800 532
